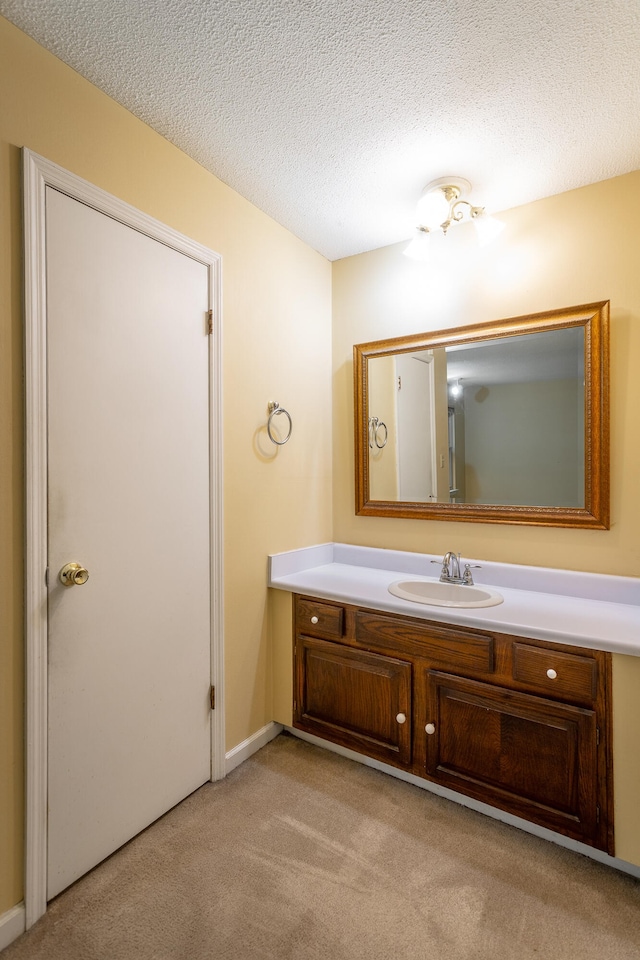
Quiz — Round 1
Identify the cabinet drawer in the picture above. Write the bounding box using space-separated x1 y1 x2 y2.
356 610 494 674
512 643 598 703
296 596 345 640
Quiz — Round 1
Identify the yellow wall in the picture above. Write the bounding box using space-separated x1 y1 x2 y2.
612 655 640 866
367 355 399 500
0 17 332 913
332 172 640 866
270 589 294 727
332 173 640 572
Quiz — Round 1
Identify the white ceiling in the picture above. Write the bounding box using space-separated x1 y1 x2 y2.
3 0 640 260
446 328 585 385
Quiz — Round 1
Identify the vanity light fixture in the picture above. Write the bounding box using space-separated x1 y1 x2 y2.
404 177 505 261
449 378 463 398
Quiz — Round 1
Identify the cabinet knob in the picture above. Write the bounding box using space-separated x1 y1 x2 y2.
425 723 436 735
310 616 319 624
546 668 557 680
396 713 406 724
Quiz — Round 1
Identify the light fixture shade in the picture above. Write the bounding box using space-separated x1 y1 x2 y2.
415 187 450 230
403 229 430 261
473 211 505 246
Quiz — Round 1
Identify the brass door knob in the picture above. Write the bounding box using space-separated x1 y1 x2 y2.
59 562 90 586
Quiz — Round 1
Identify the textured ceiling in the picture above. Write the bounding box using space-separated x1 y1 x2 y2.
3 0 640 259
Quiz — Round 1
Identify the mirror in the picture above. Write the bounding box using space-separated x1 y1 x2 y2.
354 302 609 528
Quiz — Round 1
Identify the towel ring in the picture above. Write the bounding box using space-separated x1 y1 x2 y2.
368 416 388 449
375 420 388 449
267 401 292 445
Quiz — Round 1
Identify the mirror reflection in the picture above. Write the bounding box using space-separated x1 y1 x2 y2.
368 328 585 508
355 302 609 528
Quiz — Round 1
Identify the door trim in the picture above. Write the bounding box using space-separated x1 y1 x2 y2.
22 149 225 928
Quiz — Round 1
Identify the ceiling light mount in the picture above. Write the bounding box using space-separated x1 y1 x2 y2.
423 176 472 197
404 176 505 261
417 177 482 235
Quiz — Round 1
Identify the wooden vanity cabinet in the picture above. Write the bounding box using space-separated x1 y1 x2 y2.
293 594 613 854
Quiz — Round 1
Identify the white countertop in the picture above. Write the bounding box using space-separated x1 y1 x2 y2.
268 543 640 656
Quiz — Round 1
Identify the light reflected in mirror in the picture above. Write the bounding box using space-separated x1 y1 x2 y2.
355 303 609 528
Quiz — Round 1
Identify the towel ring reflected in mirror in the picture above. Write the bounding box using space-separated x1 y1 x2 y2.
368 416 388 449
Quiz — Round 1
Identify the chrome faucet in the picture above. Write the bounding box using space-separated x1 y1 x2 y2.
431 551 481 585
442 551 461 582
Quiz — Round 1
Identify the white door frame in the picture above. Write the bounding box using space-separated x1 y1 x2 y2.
22 149 225 928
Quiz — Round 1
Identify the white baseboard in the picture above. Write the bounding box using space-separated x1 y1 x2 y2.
287 726 640 881
0 902 26 951
225 721 283 774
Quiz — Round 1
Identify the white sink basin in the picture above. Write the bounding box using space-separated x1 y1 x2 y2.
388 579 504 608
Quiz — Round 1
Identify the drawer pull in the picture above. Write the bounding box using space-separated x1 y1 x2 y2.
425 723 436 735
310 616 319 624
396 713 406 724
546 668 558 680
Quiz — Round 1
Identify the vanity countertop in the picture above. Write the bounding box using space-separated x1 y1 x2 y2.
268 543 640 656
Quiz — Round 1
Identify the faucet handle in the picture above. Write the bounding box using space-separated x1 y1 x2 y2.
431 558 448 582
462 563 481 585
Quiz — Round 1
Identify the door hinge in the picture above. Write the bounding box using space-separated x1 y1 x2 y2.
596 804 600 824
210 685 216 710
596 726 600 746
207 309 213 335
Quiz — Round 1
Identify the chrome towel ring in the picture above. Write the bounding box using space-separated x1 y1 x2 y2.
267 401 292 445
368 416 388 449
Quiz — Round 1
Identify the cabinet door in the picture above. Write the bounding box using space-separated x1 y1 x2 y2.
294 636 412 767
424 671 599 846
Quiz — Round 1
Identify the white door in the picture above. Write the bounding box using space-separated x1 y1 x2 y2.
396 353 437 501
45 187 212 899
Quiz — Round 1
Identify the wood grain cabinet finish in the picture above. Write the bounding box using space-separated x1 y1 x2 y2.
292 594 613 854
295 596 345 640
294 635 412 767
512 642 598 704
423 671 598 844
355 610 495 674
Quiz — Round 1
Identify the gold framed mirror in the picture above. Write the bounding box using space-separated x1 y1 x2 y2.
354 302 609 528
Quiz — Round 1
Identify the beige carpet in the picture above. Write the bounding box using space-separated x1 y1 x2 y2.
5 732 640 960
